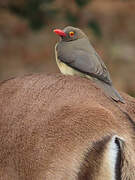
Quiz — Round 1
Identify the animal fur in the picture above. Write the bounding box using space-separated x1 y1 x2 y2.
0 73 135 180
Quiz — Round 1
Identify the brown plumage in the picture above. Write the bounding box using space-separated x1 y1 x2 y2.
0 73 134 179
54 26 125 103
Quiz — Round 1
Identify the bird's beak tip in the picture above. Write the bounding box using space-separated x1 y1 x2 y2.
53 29 57 33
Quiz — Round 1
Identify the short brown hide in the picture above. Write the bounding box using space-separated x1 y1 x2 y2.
0 73 135 180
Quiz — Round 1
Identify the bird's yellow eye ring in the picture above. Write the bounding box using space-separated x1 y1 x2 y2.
69 31 74 37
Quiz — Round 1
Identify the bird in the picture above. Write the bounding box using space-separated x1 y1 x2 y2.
53 26 125 103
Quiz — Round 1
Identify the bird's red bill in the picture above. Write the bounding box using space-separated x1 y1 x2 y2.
53 29 66 37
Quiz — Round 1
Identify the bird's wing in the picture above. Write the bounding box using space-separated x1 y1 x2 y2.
58 50 112 85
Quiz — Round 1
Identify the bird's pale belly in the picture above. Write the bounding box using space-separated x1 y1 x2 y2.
56 57 82 76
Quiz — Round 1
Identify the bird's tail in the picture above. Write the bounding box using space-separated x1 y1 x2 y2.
93 78 125 103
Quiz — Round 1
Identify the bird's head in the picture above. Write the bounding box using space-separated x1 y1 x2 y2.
53 26 87 42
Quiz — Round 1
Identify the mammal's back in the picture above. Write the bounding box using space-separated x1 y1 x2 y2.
0 73 135 180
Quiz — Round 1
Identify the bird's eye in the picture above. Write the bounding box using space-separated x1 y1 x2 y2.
69 31 74 37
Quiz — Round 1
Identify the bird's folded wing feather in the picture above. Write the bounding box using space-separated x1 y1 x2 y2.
58 50 112 85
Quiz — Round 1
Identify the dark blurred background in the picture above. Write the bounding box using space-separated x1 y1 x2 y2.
0 0 135 96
